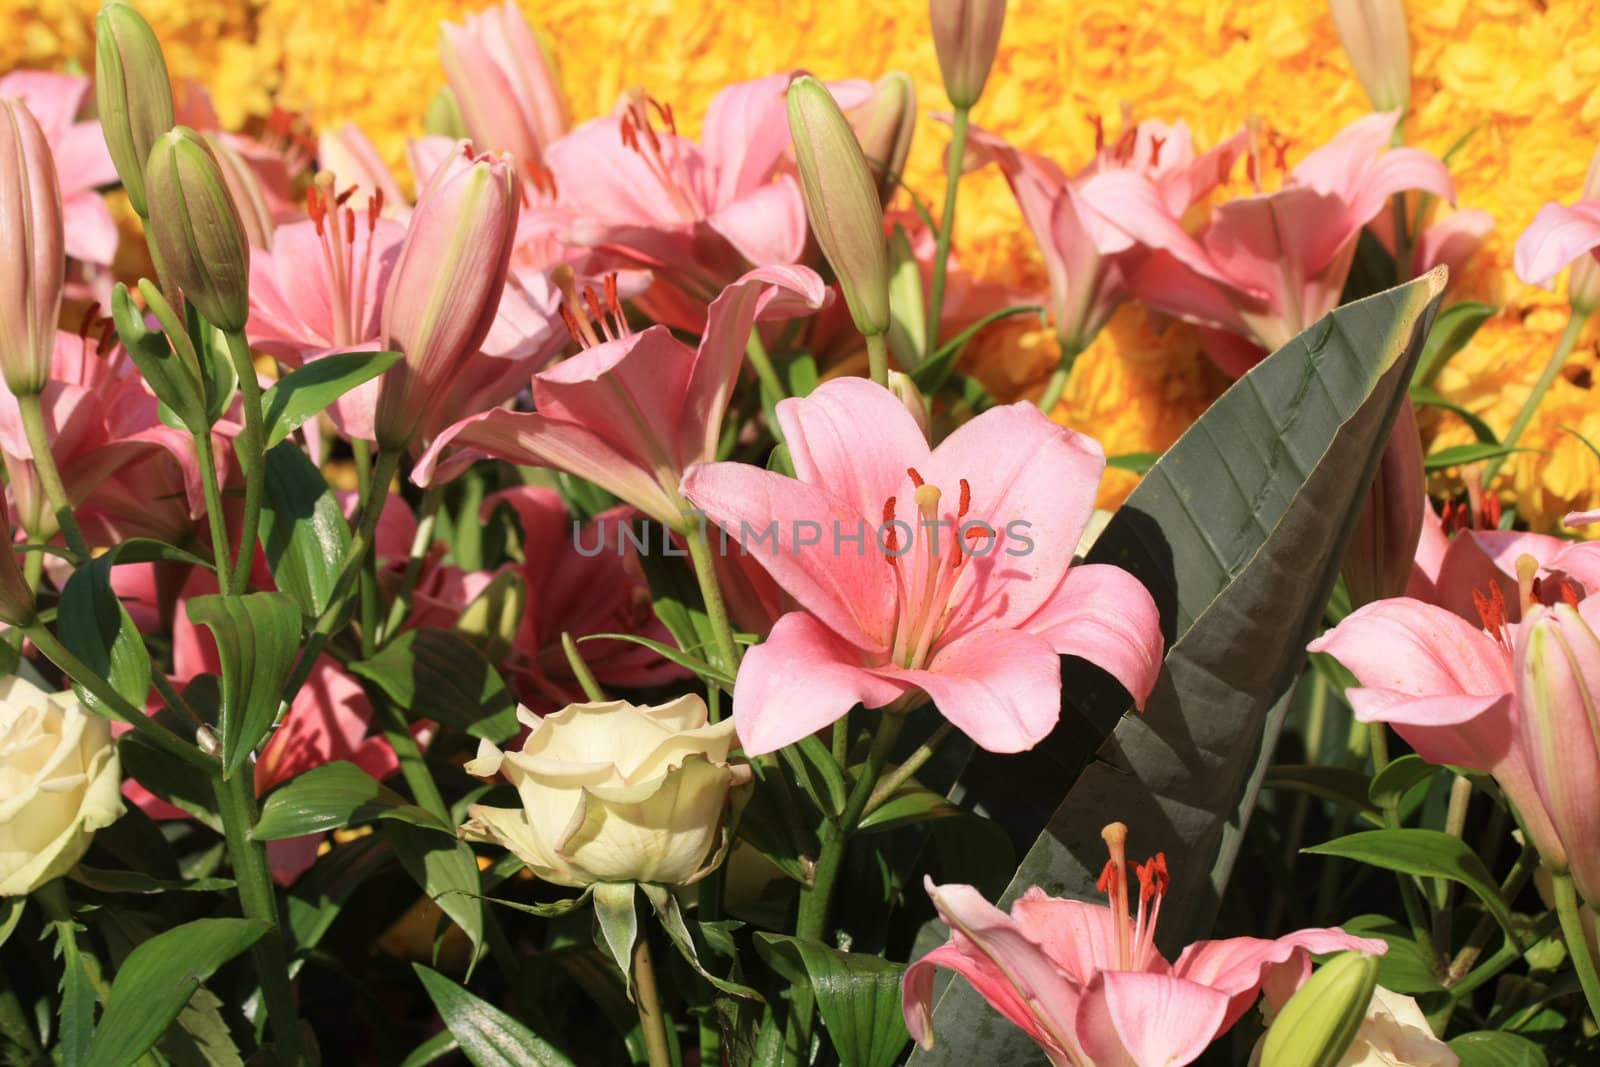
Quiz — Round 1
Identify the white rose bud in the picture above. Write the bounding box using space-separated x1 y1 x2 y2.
0 677 124 896
460 696 750 887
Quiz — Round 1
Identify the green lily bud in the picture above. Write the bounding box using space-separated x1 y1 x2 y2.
424 86 469 140
1258 952 1379 1067
929 0 1007 109
143 127 250 332
0 494 36 627
887 371 931 443
857 71 916 207
787 75 890 338
95 1 175 218
1329 0 1411 115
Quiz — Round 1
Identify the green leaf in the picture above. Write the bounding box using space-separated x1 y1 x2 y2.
0 897 22 949
856 784 960 834
118 729 222 833
84 918 266 1067
916 272 1448 1065
260 350 401 448
1425 442 1536 471
68 866 235 894
56 919 95 1067
785 736 848 819
260 442 353 619
157 988 244 1067
1339 915 1443 994
1414 301 1497 388
186 300 240 426
1368 754 1438 812
112 282 206 431
1305 829 1519 946
633 536 719 674
1410 385 1498 444
413 964 576 1067
911 304 1044 394
1106 452 1160 474
1448 1031 1548 1067
1262 765 1383 825
478 889 594 919
185 593 302 778
350 628 520 743
641 883 762 1000
58 555 152 715
286 833 391 953
785 352 821 399
396 1028 459 1067
254 761 450 840
579 632 731 687
385 824 485 969
755 935 907 1067
591 881 640 987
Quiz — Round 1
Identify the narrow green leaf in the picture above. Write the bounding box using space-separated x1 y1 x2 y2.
185 592 301 777
386 824 485 967
0 897 22 949
261 350 401 448
413 965 576 1067
1410 385 1498 444
911 304 1044 394
856 785 960 834
260 442 353 619
111 282 206 431
786 737 848 819
253 761 450 840
578 631 732 686
479 889 594 919
57 920 94 1067
1368 754 1438 812
591 881 640 987
755 935 907 1067
84 918 266 1067
1262 765 1384 824
157 988 244 1067
1106 452 1161 474
396 1028 460 1067
785 352 821 399
1414 301 1497 388
1424 442 1536 471
1448 1031 1547 1067
286 833 391 953
68 867 235 894
641 883 763 1000
1304 829 1519 946
58 555 151 715
350 629 520 743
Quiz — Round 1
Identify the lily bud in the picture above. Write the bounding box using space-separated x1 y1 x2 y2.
439 0 568 167
1341 405 1424 609
0 495 36 627
787 76 890 338
143 127 250 331
1517 602 1600 905
1568 146 1600 315
887 371 931 443
95 0 175 218
1329 0 1411 114
202 132 273 249
1258 952 1379 1067
929 0 1007 109
374 144 520 451
857 72 916 207
0 99 64 398
424 86 468 140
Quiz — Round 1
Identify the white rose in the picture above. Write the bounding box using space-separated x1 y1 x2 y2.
1335 986 1459 1067
460 696 751 887
0 677 124 896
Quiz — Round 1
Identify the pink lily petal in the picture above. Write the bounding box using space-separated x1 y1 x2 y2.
1074 971 1230 1067
1022 563 1163 709
62 192 119 267
1010 891 1164 981
1514 201 1600 287
1173 929 1387 1032
706 176 808 268
1308 598 1513 699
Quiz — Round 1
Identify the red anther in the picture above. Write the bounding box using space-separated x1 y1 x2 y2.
1087 113 1106 153
462 142 477 161
1473 583 1509 643
76 302 100 343
558 303 584 345
882 498 899 554
1485 493 1502 530
605 273 620 316
907 467 925 488
1149 134 1166 168
958 478 971 519
582 285 605 330
368 189 383 231
1096 859 1118 896
1136 853 1169 902
1245 154 1258 186
97 318 116 357
307 187 326 235
1269 132 1290 172
334 184 356 207
619 114 638 151
343 207 356 244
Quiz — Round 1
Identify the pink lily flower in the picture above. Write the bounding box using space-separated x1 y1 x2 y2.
964 114 1246 355
173 82 307 227
1076 111 1458 375
439 0 569 174
412 264 829 525
1514 200 1600 289
544 74 866 331
0 71 118 270
904 823 1385 1066
679 376 1163 756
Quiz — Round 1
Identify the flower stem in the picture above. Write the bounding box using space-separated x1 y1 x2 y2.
925 105 970 354
212 768 306 1065
864 720 953 813
684 518 740 699
191 429 233 579
561 631 607 702
223 330 268 595
1554 870 1600 1026
631 935 674 1067
1037 339 1086 414
16 392 89 560
380 483 443 642
745 328 789 436
1484 310 1590 483
864 330 890 387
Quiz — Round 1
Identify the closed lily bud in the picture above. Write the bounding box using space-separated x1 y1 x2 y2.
1341 405 1424 609
0 99 64 397
1258 952 1379 1067
887 371 931 443
0 495 36 627
374 143 519 451
857 72 916 207
143 127 250 332
1517 601 1600 905
787 76 890 338
439 0 568 167
929 0 1007 109
1568 146 1600 315
1329 0 1411 114
424 86 468 140
95 0 175 218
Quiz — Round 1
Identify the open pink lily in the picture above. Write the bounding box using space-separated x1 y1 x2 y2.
1076 111 1458 375
904 824 1385 1067
0 71 118 270
965 115 1246 355
544 74 866 330
412 264 827 524
679 376 1162 756
1515 199 1600 288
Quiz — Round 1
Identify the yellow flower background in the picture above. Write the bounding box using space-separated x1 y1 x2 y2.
8 0 1600 521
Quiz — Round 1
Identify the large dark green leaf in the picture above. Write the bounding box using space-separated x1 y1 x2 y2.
755 935 908 1067
412 964 576 1067
253 760 450 839
84 918 266 1067
260 441 353 619
350 628 520 743
57 554 152 715
261 350 400 448
914 271 1446 1065
1448 1031 1547 1067
185 593 302 777
386 824 485 968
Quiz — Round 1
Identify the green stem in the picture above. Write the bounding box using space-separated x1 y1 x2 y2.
1554 870 1600 1025
864 720 952 813
25 622 211 770
684 517 740 695
864 330 890 387
631 935 674 1067
1447 844 1536 987
16 392 89 560
1037 339 1086 414
1390 192 1413 284
925 105 970 355
223 331 268 595
561 632 606 702
191 429 233 579
381 484 443 641
213 770 305 1064
1484 310 1590 483
745 329 788 432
